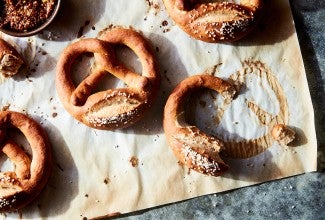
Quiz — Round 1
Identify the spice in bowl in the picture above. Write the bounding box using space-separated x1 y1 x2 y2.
0 0 58 35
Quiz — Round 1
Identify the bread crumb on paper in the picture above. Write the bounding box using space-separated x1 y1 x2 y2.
130 156 139 167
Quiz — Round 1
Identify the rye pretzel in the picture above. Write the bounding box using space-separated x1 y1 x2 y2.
163 0 263 42
163 75 236 176
0 38 24 77
56 28 160 130
0 111 52 212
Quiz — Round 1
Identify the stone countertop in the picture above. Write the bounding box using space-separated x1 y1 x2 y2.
113 1 325 219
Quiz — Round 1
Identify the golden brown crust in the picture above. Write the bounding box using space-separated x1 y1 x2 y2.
163 75 236 176
0 111 52 212
0 38 24 77
163 0 263 43
56 28 160 130
2 140 31 180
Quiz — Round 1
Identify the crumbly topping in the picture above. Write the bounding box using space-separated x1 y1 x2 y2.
0 0 57 32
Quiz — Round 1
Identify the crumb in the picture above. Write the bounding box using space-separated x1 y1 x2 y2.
77 20 91 38
1 104 10 111
77 26 84 38
162 20 168 26
130 156 139 167
104 177 110 184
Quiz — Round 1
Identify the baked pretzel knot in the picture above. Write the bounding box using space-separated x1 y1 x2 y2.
0 111 52 212
163 0 263 42
56 28 160 130
163 75 236 176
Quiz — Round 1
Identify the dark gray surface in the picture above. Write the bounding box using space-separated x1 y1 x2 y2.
112 1 325 219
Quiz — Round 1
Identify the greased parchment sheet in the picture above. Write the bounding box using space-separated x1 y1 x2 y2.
0 0 317 219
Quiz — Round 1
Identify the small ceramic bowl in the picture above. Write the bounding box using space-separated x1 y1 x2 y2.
0 0 61 37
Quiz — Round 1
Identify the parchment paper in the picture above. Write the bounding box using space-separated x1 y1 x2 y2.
0 0 317 219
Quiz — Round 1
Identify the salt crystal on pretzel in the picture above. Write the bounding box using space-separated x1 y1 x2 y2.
163 0 263 43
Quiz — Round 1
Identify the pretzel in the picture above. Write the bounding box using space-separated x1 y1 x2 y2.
163 0 263 42
0 111 52 212
0 38 24 77
56 28 160 130
163 75 236 176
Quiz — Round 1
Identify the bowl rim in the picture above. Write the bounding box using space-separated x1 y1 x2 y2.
0 0 61 37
